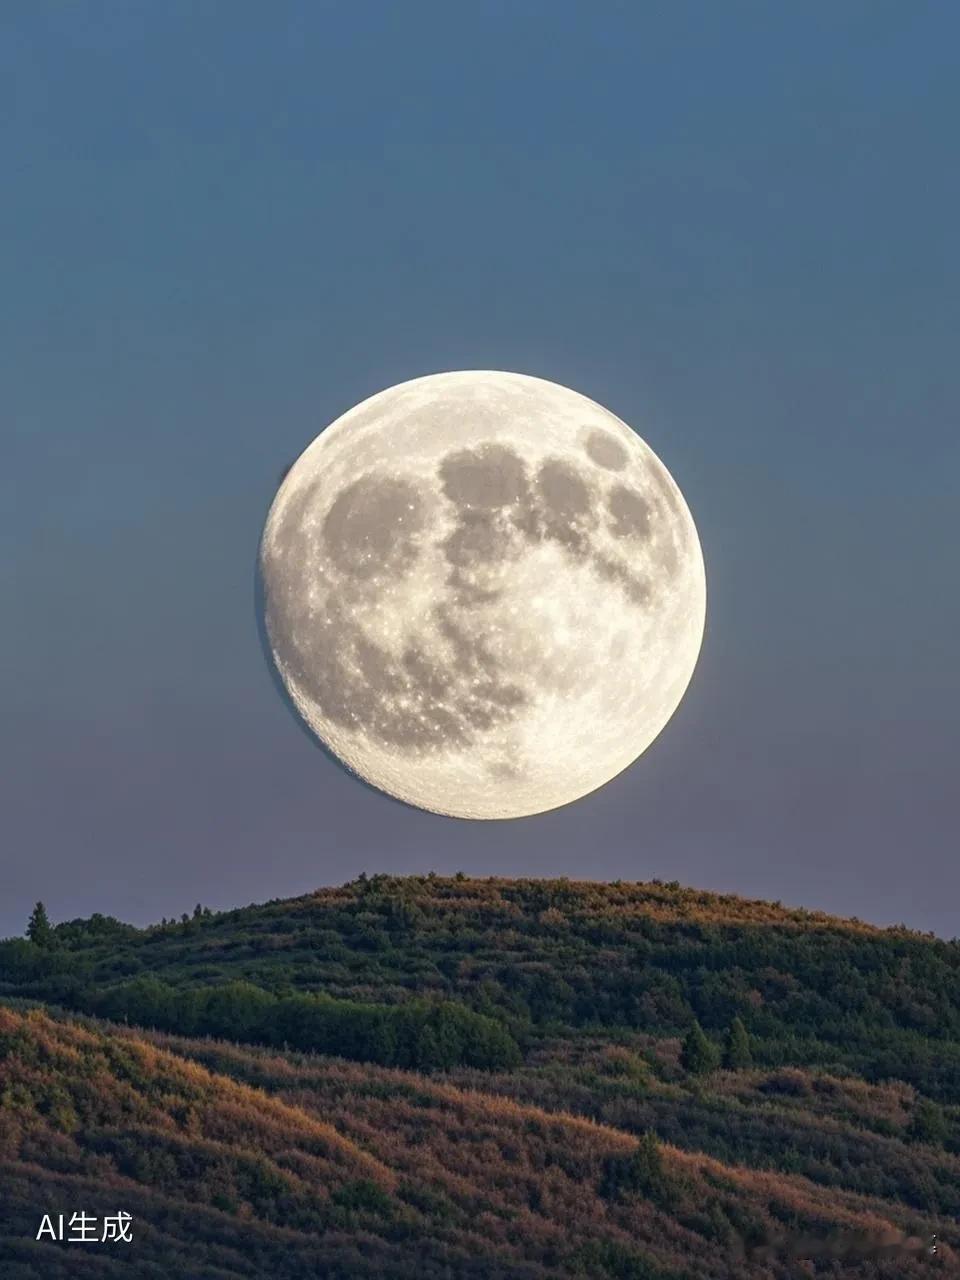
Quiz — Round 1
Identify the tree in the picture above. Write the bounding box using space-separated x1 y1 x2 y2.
26 902 53 948
680 1019 720 1075
723 1016 752 1070
602 1131 671 1203
910 1098 948 1145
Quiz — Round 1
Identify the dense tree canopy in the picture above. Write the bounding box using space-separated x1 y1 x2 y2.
3 876 960 1099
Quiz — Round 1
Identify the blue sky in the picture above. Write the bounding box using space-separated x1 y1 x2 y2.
2 2 958 937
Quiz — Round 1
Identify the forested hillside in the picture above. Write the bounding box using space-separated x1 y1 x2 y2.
1 1008 953 1278
2 877 958 1276
4 877 959 1093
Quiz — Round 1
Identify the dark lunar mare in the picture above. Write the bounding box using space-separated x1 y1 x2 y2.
438 443 656 603
257 440 682 789
253 518 424 814
584 428 628 471
258 467 531 765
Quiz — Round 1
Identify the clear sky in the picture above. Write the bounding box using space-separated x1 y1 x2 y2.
2 2 958 939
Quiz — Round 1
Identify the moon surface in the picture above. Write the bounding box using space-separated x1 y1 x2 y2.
258 371 706 819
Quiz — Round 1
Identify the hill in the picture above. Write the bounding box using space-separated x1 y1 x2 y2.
4 876 960 1093
2 876 959 1275
1 1007 953 1277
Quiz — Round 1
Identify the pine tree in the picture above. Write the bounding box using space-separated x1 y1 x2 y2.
602 1130 671 1203
723 1016 752 1070
910 1098 948 1145
680 1019 720 1075
27 901 53 948
625 1130 667 1195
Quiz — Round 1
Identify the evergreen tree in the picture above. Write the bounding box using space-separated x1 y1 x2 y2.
680 1019 720 1075
910 1098 948 1145
26 901 53 948
602 1130 671 1203
625 1130 666 1195
723 1016 752 1070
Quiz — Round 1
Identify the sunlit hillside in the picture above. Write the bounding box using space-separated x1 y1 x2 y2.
2 877 959 1276
1 1007 953 1278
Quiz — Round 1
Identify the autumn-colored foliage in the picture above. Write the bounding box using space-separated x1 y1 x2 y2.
1 1007 954 1278
1 876 958 1276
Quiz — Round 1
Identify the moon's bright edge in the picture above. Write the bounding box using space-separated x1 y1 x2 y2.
259 371 706 819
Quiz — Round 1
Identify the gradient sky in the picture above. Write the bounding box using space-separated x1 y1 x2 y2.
3 2 958 939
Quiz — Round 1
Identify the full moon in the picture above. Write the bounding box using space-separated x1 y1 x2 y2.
258 371 706 819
